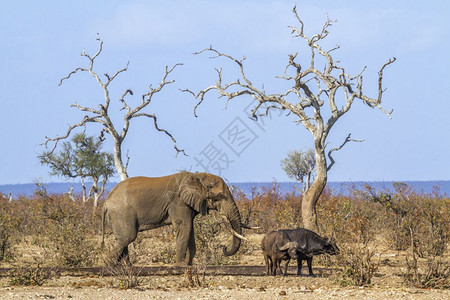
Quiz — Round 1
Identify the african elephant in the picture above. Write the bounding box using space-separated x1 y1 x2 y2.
101 172 244 266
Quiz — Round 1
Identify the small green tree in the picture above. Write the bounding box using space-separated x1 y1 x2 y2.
281 149 315 193
39 132 115 206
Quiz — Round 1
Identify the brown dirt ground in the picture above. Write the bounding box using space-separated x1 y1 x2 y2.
1 275 449 300
0 233 448 299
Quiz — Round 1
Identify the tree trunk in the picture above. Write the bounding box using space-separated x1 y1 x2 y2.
93 193 100 208
113 139 128 181
81 178 87 203
91 178 100 207
301 148 327 231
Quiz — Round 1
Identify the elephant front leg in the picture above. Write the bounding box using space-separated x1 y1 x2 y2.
185 226 196 265
172 217 193 266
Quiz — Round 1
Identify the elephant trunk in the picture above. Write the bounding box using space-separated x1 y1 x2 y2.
220 190 243 256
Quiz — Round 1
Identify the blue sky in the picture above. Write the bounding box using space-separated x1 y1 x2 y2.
1 0 449 185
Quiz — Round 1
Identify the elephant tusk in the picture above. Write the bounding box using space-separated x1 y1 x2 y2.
221 215 248 241
240 223 261 230
231 229 247 241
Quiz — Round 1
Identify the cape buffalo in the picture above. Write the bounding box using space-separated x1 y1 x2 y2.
280 228 339 276
261 230 300 276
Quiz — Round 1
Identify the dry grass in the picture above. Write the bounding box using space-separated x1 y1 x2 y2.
0 184 448 289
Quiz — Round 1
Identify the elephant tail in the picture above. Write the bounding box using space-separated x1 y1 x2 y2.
101 205 108 250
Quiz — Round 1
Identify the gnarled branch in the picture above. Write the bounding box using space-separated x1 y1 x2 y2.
184 6 395 231
45 37 185 180
133 112 187 157
327 133 364 171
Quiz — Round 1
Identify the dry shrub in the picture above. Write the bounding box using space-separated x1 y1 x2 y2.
323 196 381 286
354 184 449 288
404 250 449 289
10 184 102 268
235 184 302 233
131 227 176 265
334 243 380 286
358 184 449 255
401 194 450 288
8 250 53 286
0 195 23 262
43 217 99 267
36 195 99 267
8 264 53 286
104 261 142 289
316 189 352 239
414 194 449 258
194 212 246 266
181 267 203 288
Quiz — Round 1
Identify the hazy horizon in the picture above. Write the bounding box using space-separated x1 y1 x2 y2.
2 180 449 198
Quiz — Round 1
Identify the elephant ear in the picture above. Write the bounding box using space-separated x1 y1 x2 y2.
179 174 208 215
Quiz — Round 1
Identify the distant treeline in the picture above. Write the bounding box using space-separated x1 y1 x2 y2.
1 181 449 198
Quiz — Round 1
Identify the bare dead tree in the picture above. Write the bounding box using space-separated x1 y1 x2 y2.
43 35 185 181
183 6 395 230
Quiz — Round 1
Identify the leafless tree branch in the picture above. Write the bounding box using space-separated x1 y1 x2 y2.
133 112 187 157
327 133 364 171
42 116 94 153
45 37 185 180
125 149 131 170
185 6 395 230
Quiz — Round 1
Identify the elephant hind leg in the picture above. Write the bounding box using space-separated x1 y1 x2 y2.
109 238 136 265
107 241 132 265
117 246 131 265
107 219 138 265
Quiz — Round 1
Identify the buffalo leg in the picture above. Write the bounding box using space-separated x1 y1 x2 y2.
283 258 290 276
263 254 271 275
268 256 274 275
273 259 280 276
306 257 315 277
296 257 303 276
